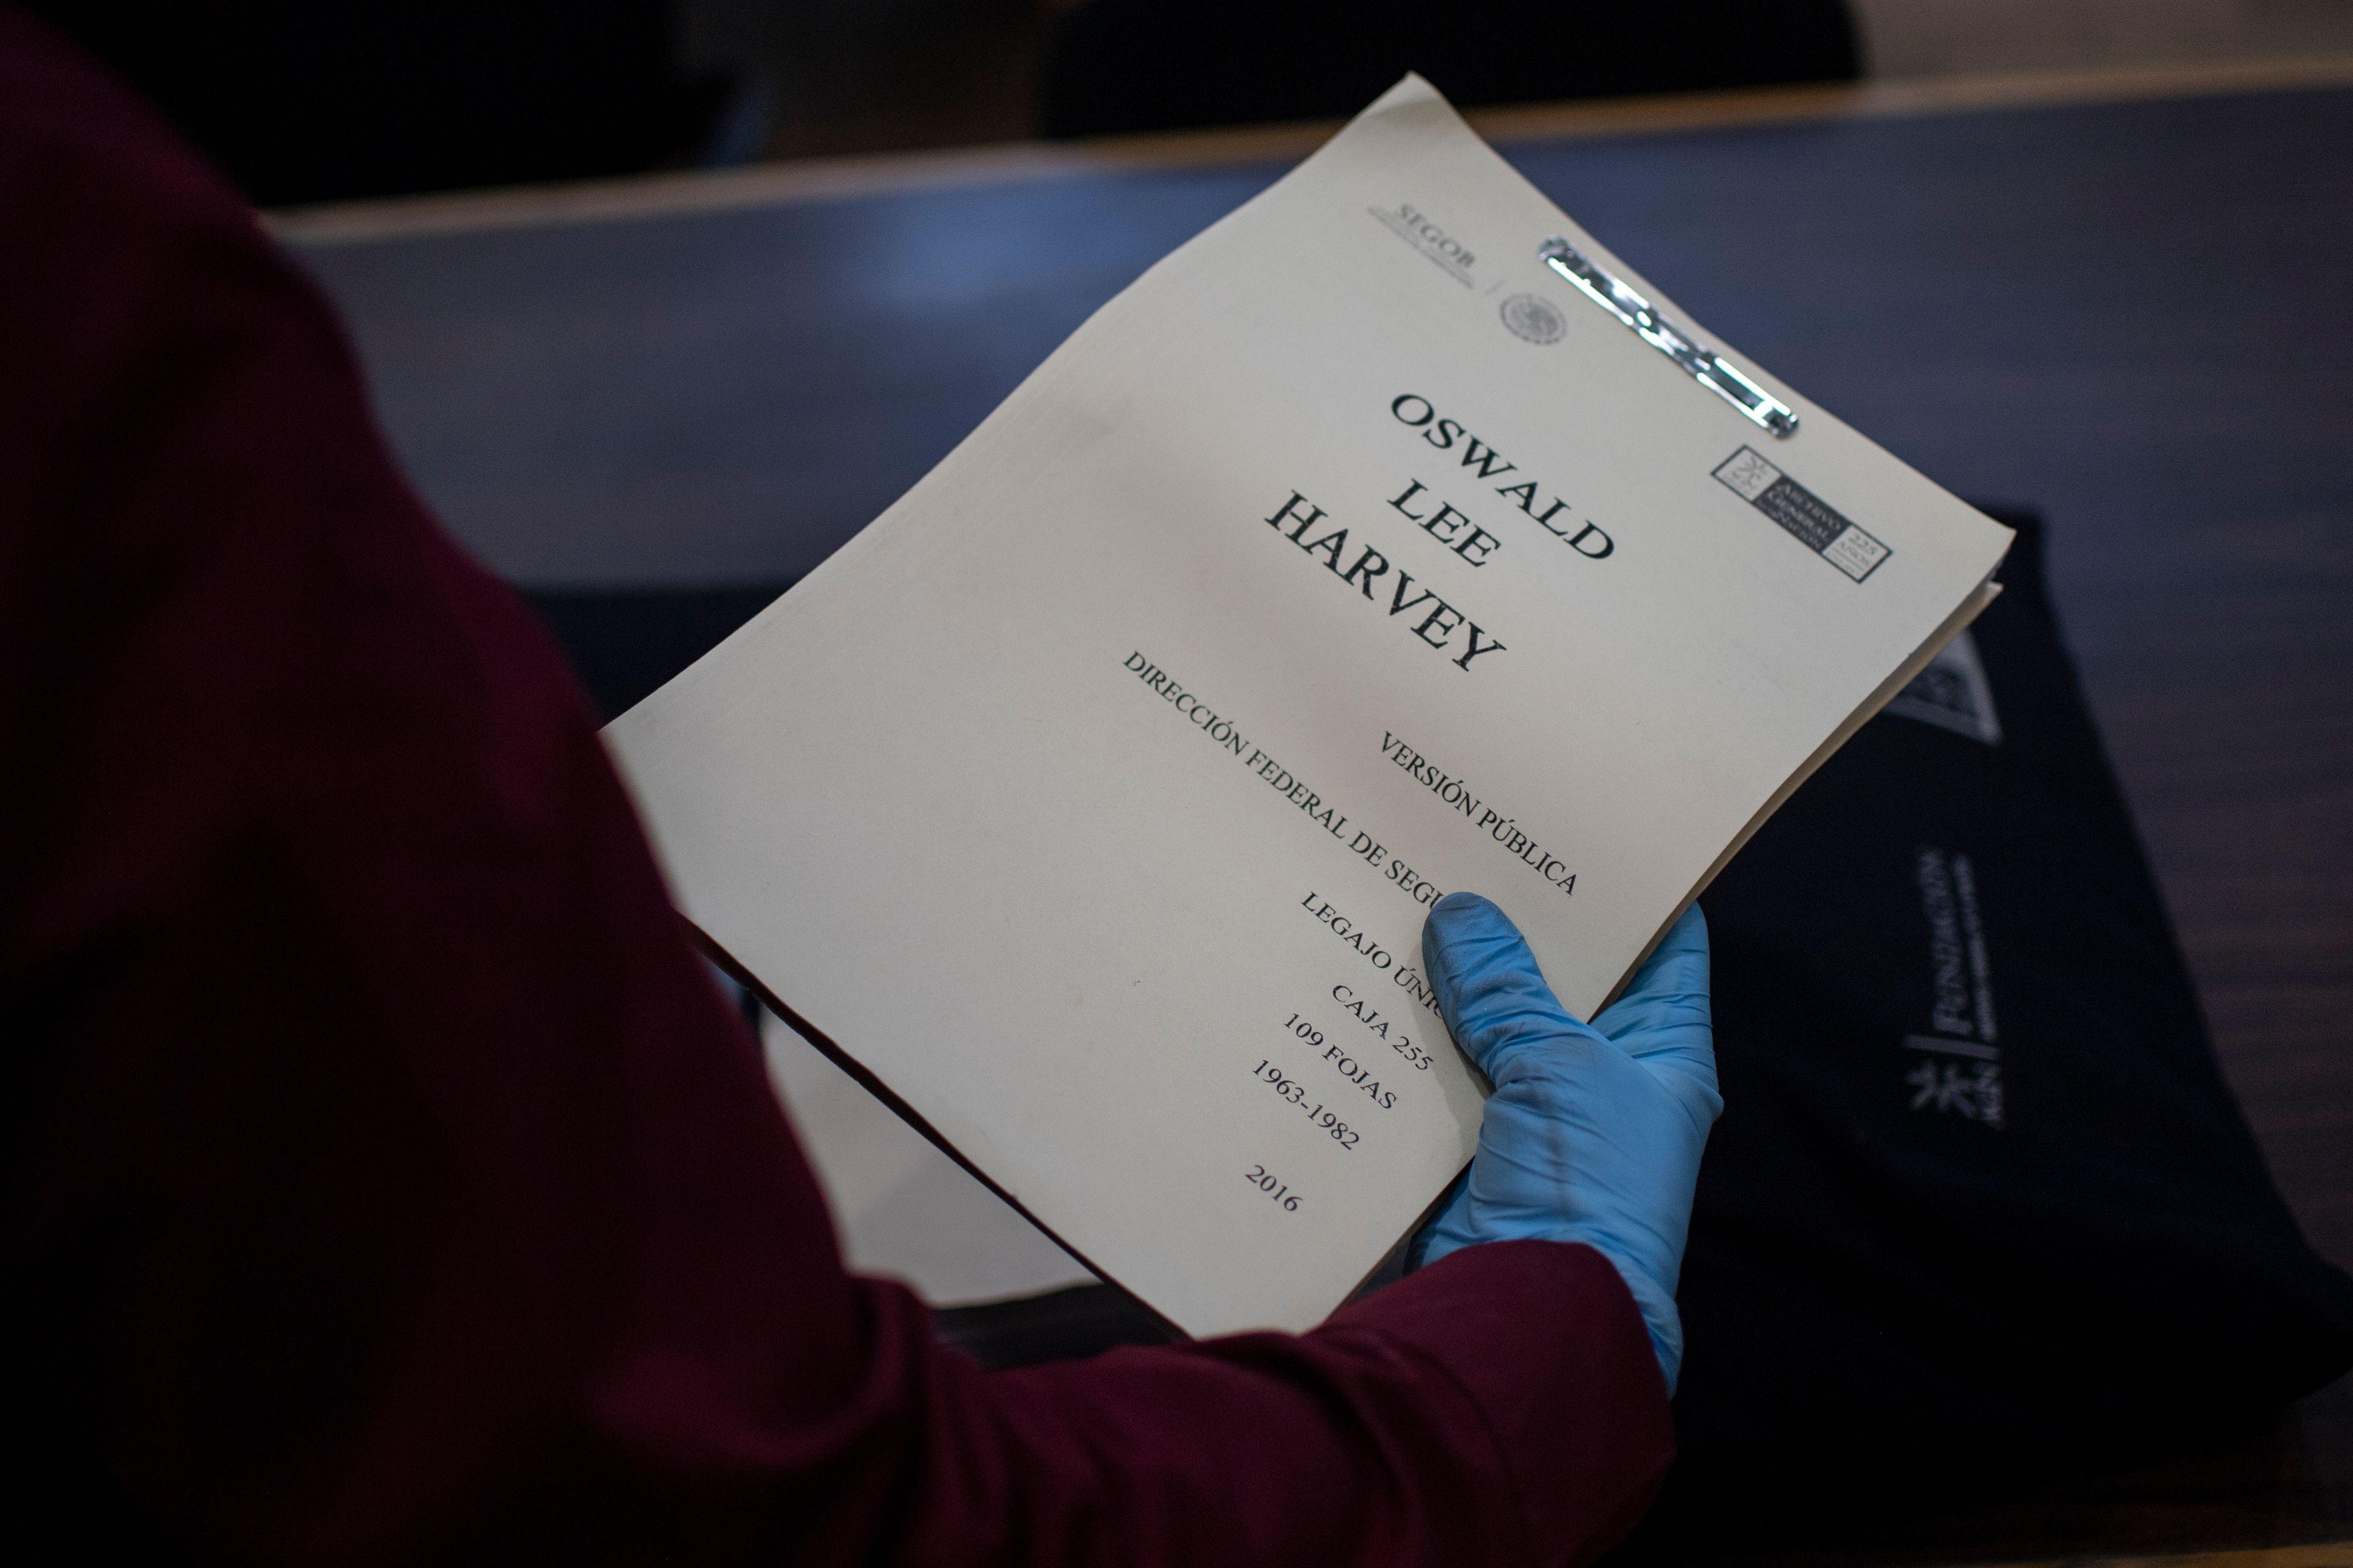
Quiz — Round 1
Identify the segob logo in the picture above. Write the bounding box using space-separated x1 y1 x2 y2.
1370 201 1477 286
1499 293 1566 344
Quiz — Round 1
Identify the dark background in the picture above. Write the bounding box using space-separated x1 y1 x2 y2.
26 0 1861 203
24 1 2353 1558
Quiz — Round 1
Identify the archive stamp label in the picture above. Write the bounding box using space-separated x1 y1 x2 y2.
1714 445 1892 583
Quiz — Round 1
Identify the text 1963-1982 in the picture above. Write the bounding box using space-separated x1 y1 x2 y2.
1251 1060 1361 1149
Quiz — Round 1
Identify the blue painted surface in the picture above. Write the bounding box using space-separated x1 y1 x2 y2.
298 89 2353 610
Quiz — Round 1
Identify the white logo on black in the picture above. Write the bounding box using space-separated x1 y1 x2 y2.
1905 846 2004 1129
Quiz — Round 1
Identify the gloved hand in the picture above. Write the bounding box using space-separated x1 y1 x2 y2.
1412 894 1721 1392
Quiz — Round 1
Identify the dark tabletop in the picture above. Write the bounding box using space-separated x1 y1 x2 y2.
291 78 2353 1557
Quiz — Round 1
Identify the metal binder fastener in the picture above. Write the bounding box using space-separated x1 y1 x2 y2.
1538 236 1799 439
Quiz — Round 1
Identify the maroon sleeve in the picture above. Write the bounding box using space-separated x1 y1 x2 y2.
0 11 1673 1566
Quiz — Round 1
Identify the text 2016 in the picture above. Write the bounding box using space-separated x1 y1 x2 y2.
1243 1163 1302 1211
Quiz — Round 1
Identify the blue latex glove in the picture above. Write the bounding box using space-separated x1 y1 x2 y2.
1413 894 1720 1392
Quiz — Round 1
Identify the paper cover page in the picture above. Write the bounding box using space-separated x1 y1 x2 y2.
606 77 2013 1337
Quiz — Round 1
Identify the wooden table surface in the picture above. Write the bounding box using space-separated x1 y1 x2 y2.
281 61 2353 1559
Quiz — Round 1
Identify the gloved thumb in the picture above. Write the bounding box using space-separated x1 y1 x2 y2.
1421 891 1589 1079
1594 905 1720 1114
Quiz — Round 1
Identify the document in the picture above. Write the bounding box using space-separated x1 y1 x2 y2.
606 76 2013 1338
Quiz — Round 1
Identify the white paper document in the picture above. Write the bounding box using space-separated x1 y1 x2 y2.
606 77 2013 1338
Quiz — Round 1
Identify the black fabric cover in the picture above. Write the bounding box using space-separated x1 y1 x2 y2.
527 506 2353 1536
1632 508 2353 1547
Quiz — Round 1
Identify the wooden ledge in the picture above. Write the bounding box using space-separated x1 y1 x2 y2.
270 53 2353 247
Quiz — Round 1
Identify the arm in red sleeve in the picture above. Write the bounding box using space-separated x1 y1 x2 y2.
0 12 1672 1565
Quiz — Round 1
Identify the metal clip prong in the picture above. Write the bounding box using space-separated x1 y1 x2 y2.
1538 236 1799 439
